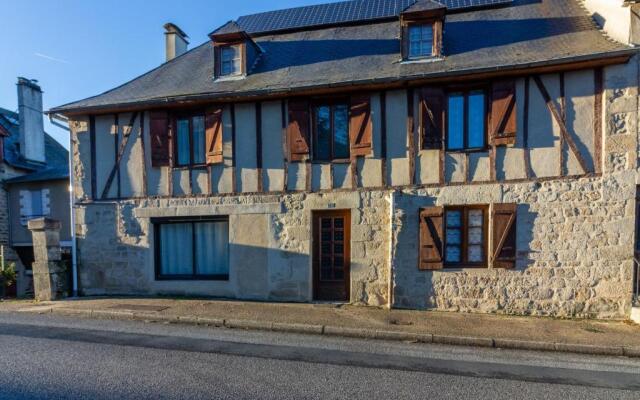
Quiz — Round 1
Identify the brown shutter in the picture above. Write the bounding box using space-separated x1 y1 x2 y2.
287 99 310 162
206 106 224 165
150 111 171 167
419 206 444 270
349 95 372 157
420 88 444 150
492 203 517 269
490 80 517 146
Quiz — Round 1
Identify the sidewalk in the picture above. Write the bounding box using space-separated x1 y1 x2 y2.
2 297 640 357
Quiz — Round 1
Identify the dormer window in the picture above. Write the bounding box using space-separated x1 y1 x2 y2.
408 24 434 59
220 45 242 76
210 20 263 80
400 0 446 61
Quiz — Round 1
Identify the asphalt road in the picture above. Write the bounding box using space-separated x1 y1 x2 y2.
0 313 639 399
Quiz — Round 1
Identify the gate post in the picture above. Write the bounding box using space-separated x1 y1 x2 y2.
28 218 66 301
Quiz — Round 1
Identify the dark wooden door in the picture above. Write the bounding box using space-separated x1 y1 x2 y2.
313 210 350 302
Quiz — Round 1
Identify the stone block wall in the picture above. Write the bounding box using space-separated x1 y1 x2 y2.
75 190 391 306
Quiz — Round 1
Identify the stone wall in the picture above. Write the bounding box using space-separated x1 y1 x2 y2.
75 190 390 306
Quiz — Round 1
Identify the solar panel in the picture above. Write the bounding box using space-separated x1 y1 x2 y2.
236 0 513 35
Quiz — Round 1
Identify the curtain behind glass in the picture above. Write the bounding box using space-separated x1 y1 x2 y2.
192 116 205 164
160 223 193 275
195 221 229 275
176 119 190 165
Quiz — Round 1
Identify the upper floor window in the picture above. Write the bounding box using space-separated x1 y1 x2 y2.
408 24 434 59
175 114 206 166
220 45 242 76
313 102 350 161
447 89 486 151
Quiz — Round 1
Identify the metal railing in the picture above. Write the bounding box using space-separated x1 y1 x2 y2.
634 257 640 307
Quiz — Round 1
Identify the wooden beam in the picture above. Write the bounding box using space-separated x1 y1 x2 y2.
523 77 532 180
380 91 388 187
533 75 589 174
139 111 148 197
464 153 470 183
256 102 264 193
559 72 565 177
594 67 603 174
305 161 312 192
100 112 139 199
281 100 289 192
89 115 97 200
407 88 416 186
350 159 357 189
114 114 120 199
230 104 238 194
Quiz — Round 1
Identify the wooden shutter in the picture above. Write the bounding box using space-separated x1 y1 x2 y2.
150 111 171 167
287 99 310 162
206 106 224 165
419 206 444 270
491 203 517 269
420 88 444 150
349 95 372 156
490 80 517 146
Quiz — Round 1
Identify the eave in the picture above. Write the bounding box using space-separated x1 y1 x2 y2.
50 49 637 117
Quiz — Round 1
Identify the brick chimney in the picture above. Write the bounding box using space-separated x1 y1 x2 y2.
164 23 189 61
17 77 45 163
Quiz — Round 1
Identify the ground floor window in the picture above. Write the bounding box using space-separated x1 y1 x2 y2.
444 205 488 267
154 217 229 280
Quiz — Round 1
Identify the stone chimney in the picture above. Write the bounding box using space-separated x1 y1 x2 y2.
164 23 189 62
583 0 640 45
17 77 45 163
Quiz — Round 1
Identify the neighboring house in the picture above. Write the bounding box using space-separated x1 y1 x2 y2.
51 0 640 319
1 78 70 296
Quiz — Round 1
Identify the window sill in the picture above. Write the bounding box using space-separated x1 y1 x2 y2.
400 56 444 64
312 158 351 165
443 265 487 270
155 275 230 282
445 148 489 154
214 74 246 82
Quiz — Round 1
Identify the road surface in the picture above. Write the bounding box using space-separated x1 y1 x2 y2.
0 312 638 399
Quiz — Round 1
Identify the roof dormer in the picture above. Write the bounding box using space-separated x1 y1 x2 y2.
210 21 263 80
401 0 446 61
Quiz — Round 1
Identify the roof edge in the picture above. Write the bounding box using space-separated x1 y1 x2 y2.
50 48 637 116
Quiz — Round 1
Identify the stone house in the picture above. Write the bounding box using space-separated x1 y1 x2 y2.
1 78 71 296
51 0 640 319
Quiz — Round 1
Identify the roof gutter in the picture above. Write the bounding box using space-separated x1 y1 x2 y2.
50 48 637 116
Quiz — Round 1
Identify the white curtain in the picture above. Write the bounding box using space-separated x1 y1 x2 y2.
195 221 229 276
160 223 193 275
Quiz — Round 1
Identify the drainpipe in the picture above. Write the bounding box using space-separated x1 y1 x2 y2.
386 190 395 309
50 113 77 297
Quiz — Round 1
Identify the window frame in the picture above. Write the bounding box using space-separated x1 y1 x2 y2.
219 44 242 77
407 23 435 60
311 98 351 162
443 205 489 268
445 85 489 153
215 42 246 79
153 216 230 281
172 111 207 168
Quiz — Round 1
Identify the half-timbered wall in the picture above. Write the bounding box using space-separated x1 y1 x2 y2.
68 62 640 318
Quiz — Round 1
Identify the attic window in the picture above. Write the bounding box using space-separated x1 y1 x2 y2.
220 45 242 76
408 24 434 59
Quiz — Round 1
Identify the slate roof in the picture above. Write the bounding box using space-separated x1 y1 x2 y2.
51 0 634 114
0 107 69 183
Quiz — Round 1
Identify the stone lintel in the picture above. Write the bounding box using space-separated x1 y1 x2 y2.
134 203 284 218
27 217 62 232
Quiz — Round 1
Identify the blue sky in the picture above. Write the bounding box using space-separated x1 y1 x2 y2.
0 0 326 149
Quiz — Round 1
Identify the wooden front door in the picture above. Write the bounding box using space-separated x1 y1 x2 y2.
313 210 350 302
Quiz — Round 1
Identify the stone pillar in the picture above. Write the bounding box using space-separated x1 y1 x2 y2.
28 218 66 301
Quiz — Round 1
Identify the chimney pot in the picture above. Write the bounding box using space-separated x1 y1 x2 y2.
164 23 189 62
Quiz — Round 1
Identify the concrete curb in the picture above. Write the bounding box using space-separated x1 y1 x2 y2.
35 307 640 358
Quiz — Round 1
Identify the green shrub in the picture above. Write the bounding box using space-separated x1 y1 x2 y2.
1 262 17 288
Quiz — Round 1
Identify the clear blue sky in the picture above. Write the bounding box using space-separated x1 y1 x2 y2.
0 0 326 149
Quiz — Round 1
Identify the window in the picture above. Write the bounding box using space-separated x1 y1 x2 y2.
19 189 50 226
447 89 486 151
313 102 350 161
220 45 241 76
444 206 487 266
408 24 434 59
175 115 206 167
155 218 229 280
